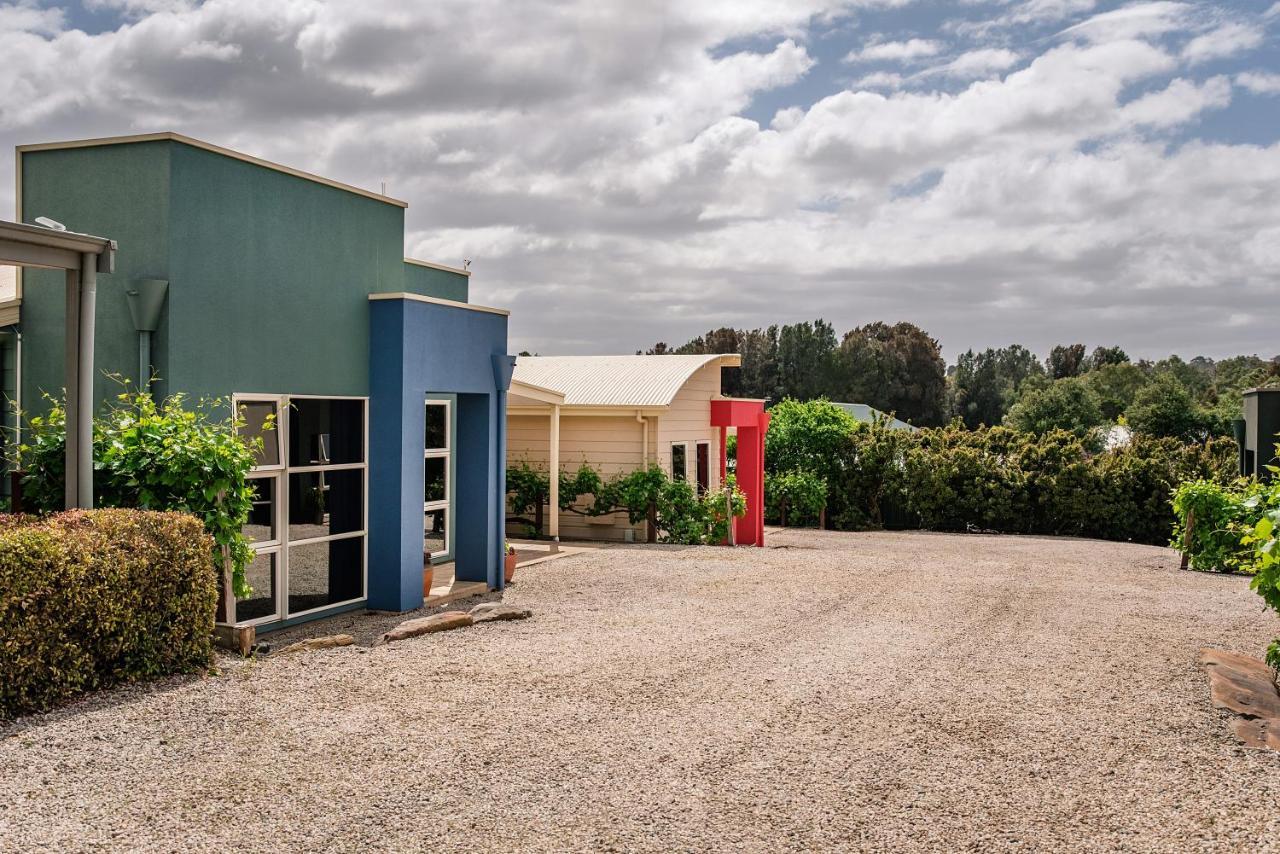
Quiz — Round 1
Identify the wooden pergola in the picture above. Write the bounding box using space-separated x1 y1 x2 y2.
0 219 115 509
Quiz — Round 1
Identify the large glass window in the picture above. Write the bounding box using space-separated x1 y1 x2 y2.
233 394 367 626
424 400 451 561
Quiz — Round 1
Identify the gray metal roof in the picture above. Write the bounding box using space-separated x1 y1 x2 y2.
512 354 740 408
832 402 919 432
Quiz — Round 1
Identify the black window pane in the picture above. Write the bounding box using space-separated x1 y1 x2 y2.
288 470 363 541
425 403 447 451
424 508 447 557
238 552 277 622
696 444 710 495
288 537 363 614
289 398 364 466
425 457 447 504
238 401 279 467
243 478 276 544
672 444 687 481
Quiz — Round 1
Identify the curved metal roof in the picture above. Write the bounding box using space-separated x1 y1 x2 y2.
512 354 740 408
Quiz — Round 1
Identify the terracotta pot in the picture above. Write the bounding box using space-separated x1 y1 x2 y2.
504 552 517 583
422 565 435 597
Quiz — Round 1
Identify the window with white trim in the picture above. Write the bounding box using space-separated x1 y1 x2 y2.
671 442 688 482
234 394 368 626
424 399 451 561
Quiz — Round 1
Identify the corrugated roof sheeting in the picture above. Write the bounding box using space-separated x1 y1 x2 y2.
512 354 739 407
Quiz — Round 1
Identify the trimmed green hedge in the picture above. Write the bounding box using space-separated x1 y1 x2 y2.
0 509 217 719
767 400 1237 545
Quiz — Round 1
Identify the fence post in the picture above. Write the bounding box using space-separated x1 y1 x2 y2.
1179 508 1195 572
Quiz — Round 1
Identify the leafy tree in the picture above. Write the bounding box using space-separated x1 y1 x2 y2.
1083 362 1149 421
764 398 860 476
1087 345 1129 370
777 320 840 401
838 321 947 426
948 345 1044 429
1125 373 1208 441
1004 377 1105 438
1047 344 1087 379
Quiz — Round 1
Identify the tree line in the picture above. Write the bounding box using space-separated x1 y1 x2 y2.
643 322 1280 440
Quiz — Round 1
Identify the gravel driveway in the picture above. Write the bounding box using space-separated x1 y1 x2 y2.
4 530 1280 852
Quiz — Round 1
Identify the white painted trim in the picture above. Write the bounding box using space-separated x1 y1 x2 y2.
405 257 471 277
509 378 566 405
368 291 509 316
17 133 409 208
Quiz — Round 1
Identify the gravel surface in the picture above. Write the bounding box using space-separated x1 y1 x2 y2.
4 530 1280 852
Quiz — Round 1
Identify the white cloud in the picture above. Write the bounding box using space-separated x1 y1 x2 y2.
0 0 1276 360
852 71 905 89
1182 22 1264 65
1118 76 1231 127
845 38 943 63
1237 71 1280 95
1059 2 1191 43
923 48 1022 79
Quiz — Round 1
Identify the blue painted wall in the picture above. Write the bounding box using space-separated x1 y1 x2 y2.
367 297 513 612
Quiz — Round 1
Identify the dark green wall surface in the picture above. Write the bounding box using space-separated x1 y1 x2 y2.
405 262 468 303
166 142 406 401
20 137 476 416
20 141 172 412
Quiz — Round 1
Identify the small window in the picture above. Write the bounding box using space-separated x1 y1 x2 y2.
671 443 688 482
243 476 278 545
289 398 364 467
696 443 710 495
425 403 448 452
238 552 278 622
238 400 280 468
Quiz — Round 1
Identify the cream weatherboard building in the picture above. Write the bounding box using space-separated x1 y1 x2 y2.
507 354 744 542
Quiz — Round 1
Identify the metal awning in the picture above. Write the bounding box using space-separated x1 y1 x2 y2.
0 219 117 510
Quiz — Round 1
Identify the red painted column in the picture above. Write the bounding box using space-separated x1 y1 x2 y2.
735 424 761 546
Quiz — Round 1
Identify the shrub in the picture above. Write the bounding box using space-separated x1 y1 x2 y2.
765 398 860 477
766 470 828 527
19 391 260 597
505 461 746 545
765 405 1238 546
0 509 217 719
1171 479 1264 572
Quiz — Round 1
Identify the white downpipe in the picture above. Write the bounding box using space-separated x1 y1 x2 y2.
77 252 96 509
549 404 560 546
637 412 647 465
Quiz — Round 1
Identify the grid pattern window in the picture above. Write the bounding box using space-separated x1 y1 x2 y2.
424 400 451 561
234 395 368 626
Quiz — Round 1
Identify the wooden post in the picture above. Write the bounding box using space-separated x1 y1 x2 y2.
1179 508 1195 572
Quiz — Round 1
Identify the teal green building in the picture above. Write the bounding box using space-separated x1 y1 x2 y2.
6 133 514 631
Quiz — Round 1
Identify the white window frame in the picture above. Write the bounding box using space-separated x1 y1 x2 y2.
232 393 369 627
671 441 689 482
424 399 451 560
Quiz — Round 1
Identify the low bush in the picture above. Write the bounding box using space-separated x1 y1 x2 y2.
20 390 260 597
0 509 217 719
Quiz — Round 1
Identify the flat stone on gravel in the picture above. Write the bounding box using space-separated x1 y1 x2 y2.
272 634 355 656
375 611 473 645
469 602 532 623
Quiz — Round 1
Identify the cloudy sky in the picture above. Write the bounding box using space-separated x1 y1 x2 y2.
2 0 1277 362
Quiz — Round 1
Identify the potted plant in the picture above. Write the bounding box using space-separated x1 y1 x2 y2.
504 542 518 583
